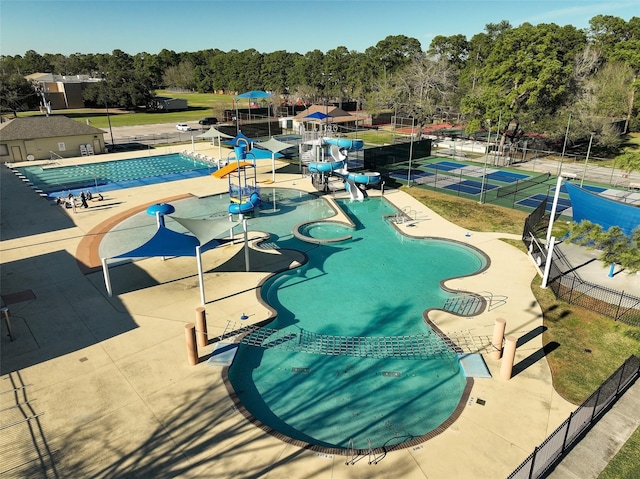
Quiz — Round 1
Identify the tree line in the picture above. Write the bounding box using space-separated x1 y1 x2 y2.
1 15 639 153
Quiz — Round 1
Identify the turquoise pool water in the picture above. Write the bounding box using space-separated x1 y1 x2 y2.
228 192 487 451
99 188 487 450
14 153 214 197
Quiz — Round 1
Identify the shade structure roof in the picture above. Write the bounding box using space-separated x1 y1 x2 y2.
112 216 235 259
293 105 354 124
304 111 331 121
254 137 295 154
564 182 640 237
196 127 234 139
235 90 271 99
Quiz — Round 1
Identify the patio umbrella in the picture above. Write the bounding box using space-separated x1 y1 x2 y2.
235 90 272 134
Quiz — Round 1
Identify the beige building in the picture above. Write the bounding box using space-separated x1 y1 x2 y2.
25 73 98 110
0 116 106 162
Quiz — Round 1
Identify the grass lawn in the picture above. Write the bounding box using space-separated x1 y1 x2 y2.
401 185 530 235
18 91 236 129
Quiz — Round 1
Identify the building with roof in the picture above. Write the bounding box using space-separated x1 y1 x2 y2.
0 116 106 162
25 73 100 110
291 105 369 138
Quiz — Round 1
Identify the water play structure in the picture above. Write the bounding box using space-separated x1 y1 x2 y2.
304 137 381 200
213 144 261 214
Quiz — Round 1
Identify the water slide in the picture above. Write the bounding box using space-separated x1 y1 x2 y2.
229 192 261 214
213 144 261 214
307 137 380 200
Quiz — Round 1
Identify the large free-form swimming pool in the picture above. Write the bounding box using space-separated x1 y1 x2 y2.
100 188 488 451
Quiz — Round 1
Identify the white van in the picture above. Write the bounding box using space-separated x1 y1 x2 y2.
176 123 190 131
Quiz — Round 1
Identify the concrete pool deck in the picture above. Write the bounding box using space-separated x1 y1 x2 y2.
1 144 577 478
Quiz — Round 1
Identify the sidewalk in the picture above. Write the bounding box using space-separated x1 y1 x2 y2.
547 378 640 479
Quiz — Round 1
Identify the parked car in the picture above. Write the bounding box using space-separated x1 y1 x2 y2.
199 117 218 126
176 123 190 131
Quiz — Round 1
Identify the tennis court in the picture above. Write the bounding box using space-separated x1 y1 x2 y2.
517 194 573 212
382 157 638 216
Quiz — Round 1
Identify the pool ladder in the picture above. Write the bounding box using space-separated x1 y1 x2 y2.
394 207 416 224
345 438 383 465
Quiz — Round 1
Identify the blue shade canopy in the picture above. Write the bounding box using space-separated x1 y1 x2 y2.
304 111 331 120
114 226 202 258
113 216 236 259
235 90 271 99
565 182 640 236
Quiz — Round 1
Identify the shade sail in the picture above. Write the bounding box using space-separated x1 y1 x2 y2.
113 225 202 258
254 137 295 154
235 90 271 99
171 216 235 247
197 127 234 139
565 182 640 237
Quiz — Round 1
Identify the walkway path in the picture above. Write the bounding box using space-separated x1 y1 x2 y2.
546 379 640 479
1 144 576 478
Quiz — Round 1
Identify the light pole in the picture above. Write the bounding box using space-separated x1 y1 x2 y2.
580 132 594 188
407 116 415 186
101 74 115 151
558 113 571 175
479 119 491 203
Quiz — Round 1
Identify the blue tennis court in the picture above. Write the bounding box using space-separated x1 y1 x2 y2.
486 171 530 183
437 161 468 169
443 180 499 195
424 161 466 172
517 194 572 212
389 169 433 181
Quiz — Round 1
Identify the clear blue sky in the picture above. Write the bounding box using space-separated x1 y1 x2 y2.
1 0 637 57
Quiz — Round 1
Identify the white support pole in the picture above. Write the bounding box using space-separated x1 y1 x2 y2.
541 237 556 288
101 258 112 297
243 217 250 272
196 245 205 305
271 151 276 183
407 117 415 186
546 175 563 246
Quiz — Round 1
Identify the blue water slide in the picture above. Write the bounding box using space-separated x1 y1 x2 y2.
308 160 346 173
324 138 364 150
346 171 381 185
228 192 260 214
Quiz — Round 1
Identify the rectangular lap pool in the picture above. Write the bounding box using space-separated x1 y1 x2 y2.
13 153 217 198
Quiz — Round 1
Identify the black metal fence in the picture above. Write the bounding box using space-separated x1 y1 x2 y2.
507 355 640 479
522 207 640 326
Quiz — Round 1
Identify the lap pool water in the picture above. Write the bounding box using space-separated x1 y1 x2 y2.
227 191 488 451
14 153 215 198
